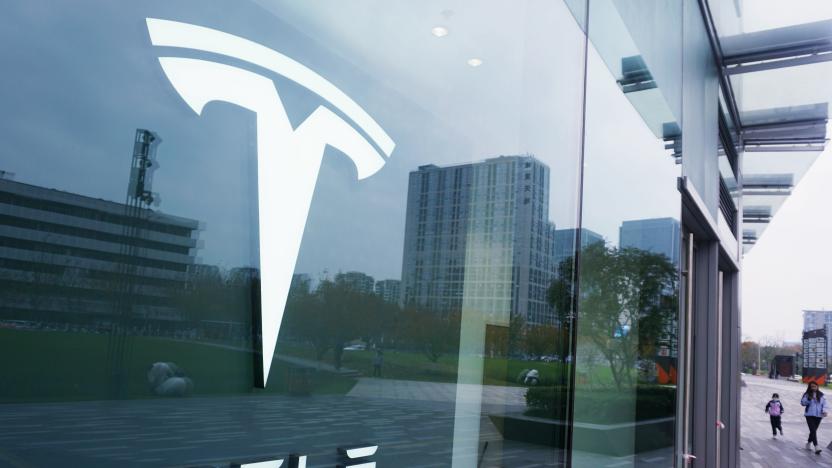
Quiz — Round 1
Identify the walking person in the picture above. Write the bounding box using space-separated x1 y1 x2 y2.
765 393 784 438
372 349 383 377
800 381 828 454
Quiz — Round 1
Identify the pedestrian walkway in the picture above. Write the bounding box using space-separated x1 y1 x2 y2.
346 377 527 406
742 375 832 467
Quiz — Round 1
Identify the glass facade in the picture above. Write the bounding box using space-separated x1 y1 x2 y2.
569 0 682 464
0 1 737 467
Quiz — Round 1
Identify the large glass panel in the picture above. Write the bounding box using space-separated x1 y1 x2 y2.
0 1 588 466
568 0 682 465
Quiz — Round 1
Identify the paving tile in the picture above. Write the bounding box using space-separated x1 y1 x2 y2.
741 375 832 467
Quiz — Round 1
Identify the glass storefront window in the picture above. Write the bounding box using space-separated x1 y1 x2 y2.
569 0 682 465
0 1 590 466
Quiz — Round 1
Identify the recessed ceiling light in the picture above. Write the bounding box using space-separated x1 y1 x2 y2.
467 58 483 67
431 26 449 38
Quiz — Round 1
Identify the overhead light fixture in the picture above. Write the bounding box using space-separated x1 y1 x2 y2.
431 26 448 38
467 58 483 67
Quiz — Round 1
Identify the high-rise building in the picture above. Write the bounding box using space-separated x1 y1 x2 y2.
803 310 832 358
374 279 401 304
0 176 199 325
400 155 558 324
619 217 681 266
553 228 604 272
334 271 375 295
803 309 832 331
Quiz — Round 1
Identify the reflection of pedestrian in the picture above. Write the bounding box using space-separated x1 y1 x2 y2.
800 382 828 454
372 350 383 377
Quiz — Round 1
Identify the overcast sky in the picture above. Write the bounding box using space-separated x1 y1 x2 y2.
734 0 832 342
742 145 832 342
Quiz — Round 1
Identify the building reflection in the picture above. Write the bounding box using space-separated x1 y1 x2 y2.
0 131 260 401
0 146 680 459
619 217 680 386
400 155 559 325
0 150 681 464
620 217 681 267
0 171 200 333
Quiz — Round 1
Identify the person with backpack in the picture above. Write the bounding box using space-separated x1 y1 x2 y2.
800 381 828 454
765 393 784 437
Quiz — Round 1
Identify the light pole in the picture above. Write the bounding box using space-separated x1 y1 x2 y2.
757 343 761 375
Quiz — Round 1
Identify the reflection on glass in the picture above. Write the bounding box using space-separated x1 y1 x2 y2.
0 1 588 466
569 227 680 465
571 0 682 465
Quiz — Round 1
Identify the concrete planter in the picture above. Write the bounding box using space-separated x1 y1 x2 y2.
490 413 675 456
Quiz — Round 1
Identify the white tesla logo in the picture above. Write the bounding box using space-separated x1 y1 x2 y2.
146 18 394 387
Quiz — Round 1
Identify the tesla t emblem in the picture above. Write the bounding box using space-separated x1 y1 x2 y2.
146 18 395 387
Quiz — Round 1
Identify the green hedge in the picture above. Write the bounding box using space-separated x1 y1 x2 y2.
525 385 676 424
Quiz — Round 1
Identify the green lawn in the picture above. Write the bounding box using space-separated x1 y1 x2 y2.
278 343 568 386
1 330 622 404
0 329 355 403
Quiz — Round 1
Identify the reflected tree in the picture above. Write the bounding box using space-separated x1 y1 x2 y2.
174 266 252 341
484 323 508 358
397 307 460 363
283 277 399 369
549 242 678 389
509 315 526 354
282 275 467 368
525 323 558 358
283 283 330 361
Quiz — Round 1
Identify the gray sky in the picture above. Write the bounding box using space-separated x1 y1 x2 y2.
742 145 832 342
733 0 832 342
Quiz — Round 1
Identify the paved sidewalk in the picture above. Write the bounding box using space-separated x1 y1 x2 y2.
742 375 832 467
346 377 527 406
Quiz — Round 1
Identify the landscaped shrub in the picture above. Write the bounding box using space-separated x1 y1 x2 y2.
525 386 567 419
525 385 676 424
